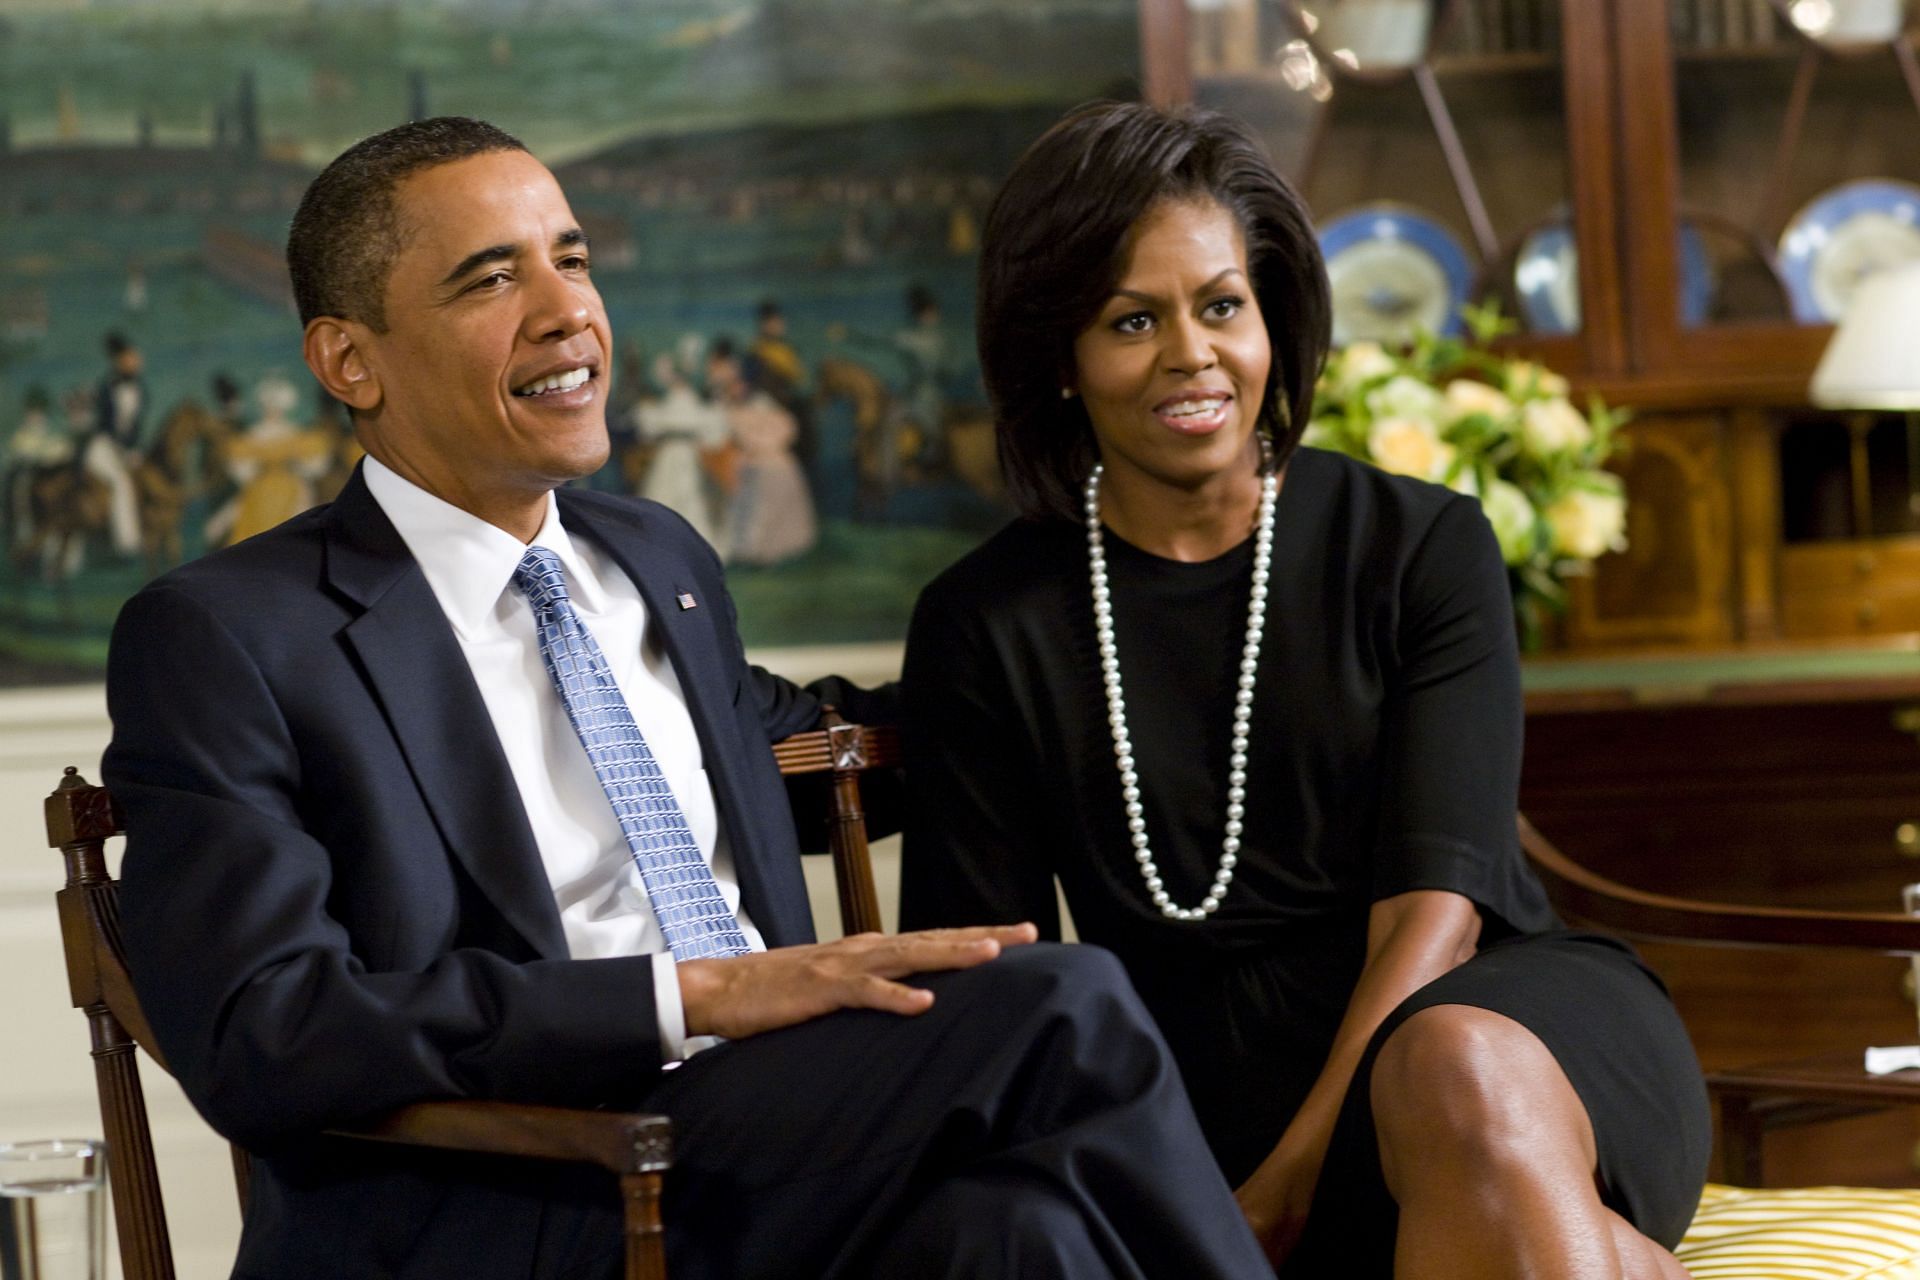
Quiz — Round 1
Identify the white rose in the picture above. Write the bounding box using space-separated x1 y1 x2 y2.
1336 340 1396 389
1481 478 1536 566
1443 379 1514 423
1365 374 1443 424
1521 398 1593 457
1368 416 1455 482
1504 360 1571 399
1445 465 1480 498
1545 486 1627 560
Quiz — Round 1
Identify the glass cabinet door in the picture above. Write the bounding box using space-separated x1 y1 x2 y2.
1665 0 1920 333
1165 0 1606 366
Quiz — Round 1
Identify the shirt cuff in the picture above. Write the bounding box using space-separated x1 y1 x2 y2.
651 951 690 1062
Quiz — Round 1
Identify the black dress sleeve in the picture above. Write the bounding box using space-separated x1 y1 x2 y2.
1369 496 1545 935
898 576 1063 939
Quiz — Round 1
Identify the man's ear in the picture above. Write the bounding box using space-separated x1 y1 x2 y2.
303 318 382 414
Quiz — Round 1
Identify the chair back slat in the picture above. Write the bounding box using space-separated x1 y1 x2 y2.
47 769 177 1280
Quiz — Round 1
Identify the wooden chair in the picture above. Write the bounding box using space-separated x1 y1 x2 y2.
43 715 900 1280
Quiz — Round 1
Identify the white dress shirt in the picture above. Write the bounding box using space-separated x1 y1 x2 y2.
364 456 765 1061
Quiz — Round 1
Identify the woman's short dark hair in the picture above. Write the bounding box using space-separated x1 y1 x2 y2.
287 116 525 331
977 101 1331 521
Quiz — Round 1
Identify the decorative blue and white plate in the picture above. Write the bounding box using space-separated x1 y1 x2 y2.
1516 216 1715 333
1779 179 1920 323
1318 204 1473 345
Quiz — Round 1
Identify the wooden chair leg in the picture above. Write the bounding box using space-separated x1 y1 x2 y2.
87 1008 174 1280
622 1169 668 1280
229 1143 252 1213
1717 1093 1765 1186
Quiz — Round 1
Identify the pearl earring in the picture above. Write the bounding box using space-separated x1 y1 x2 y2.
1061 387 1076 400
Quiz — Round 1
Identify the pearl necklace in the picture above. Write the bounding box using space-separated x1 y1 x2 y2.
1084 464 1277 921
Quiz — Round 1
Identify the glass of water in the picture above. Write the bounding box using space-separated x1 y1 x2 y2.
0 1139 107 1280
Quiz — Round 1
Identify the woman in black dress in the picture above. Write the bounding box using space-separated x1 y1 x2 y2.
900 102 1709 1278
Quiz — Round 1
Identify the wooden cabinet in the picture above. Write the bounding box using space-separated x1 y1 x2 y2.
1138 0 1920 654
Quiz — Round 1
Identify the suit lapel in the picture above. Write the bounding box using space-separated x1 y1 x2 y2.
325 470 569 961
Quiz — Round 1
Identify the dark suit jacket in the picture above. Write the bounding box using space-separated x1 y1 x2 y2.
103 467 874 1277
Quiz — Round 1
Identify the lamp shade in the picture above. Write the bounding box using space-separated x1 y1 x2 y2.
1810 259 1920 409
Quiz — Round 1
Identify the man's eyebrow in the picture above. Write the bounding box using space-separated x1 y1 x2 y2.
437 229 592 289
1111 267 1245 304
439 244 516 288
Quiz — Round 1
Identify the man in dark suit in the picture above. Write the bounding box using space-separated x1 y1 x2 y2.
103 118 1267 1279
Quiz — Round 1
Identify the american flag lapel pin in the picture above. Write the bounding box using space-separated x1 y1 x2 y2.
676 590 698 611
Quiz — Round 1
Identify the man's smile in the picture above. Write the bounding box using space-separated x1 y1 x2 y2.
512 365 596 397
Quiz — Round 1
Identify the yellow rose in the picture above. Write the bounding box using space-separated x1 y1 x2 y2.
1505 360 1571 400
1368 416 1456 482
1544 487 1626 560
1443 379 1514 423
1521 398 1592 458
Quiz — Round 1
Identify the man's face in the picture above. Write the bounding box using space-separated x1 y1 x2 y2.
113 348 143 378
350 149 612 517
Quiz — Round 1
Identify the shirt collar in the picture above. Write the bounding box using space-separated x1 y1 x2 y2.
362 455 605 639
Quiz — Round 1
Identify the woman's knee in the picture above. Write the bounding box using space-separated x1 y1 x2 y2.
1369 1004 1596 1180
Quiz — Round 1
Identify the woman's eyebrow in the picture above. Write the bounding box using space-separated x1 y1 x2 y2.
1110 267 1247 304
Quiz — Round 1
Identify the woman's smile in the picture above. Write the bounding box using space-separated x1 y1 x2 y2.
1153 387 1236 435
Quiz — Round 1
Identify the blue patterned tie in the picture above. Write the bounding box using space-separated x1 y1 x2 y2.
513 546 751 960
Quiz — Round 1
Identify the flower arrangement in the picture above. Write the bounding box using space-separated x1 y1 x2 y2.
1300 308 1628 649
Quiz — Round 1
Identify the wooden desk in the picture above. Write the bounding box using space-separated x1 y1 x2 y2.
1521 645 1920 1185
1709 1054 1920 1186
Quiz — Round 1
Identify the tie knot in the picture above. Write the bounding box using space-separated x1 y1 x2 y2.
513 546 570 611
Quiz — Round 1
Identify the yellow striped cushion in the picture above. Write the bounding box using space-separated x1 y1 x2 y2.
1677 1183 1920 1279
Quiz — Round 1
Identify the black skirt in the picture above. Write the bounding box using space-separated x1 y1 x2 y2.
1274 931 1712 1275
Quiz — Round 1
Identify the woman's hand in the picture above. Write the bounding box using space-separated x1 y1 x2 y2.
1234 1139 1326 1269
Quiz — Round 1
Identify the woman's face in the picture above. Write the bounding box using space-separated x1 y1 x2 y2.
1071 197 1271 497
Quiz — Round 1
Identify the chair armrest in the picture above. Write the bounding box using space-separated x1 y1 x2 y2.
331 1100 671 1175
1518 813 1920 952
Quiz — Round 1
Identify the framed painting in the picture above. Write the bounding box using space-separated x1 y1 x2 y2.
0 0 1142 683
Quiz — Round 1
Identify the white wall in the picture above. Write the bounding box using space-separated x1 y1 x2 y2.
0 643 909 1278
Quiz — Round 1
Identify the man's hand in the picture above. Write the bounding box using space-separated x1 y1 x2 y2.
677 924 1039 1040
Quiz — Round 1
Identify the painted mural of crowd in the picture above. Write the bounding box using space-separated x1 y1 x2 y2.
614 287 994 567
3 332 363 587
1 283 998 586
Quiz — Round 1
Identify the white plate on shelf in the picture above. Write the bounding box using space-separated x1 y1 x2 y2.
1318 203 1473 345
1779 179 1920 323
1516 216 1715 333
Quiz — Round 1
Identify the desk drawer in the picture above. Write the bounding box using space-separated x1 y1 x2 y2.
1783 540 1920 636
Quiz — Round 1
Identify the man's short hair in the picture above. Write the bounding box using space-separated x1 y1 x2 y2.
287 117 526 332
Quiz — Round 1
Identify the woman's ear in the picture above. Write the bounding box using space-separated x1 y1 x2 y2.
303 318 382 414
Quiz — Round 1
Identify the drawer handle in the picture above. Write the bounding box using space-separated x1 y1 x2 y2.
1859 552 1878 577
1899 822 1920 859
1861 600 1882 627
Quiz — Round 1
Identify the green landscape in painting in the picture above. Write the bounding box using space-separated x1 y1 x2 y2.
0 0 1139 677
